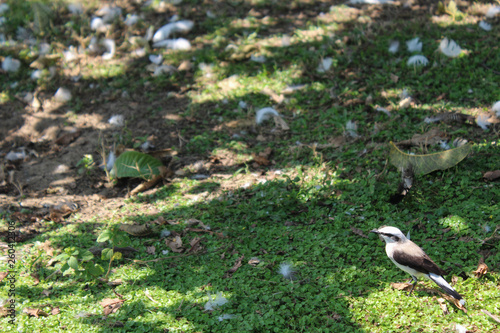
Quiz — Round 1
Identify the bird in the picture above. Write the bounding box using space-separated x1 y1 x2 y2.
371 226 465 305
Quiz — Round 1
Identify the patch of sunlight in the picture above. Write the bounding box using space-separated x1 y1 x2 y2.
82 62 126 79
439 215 468 232
193 66 304 104
0 91 11 103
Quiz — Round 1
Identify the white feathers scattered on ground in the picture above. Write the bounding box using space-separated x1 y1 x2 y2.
109 114 125 127
485 6 500 18
407 55 429 66
375 106 391 117
90 17 110 32
204 292 228 311
345 120 359 138
256 107 280 125
406 37 422 52
238 101 248 109
453 138 468 148
218 314 235 321
149 54 163 65
6 148 27 161
152 20 194 43
317 57 333 73
454 323 467 333
96 5 122 23
67 3 83 15
388 40 399 54
492 101 500 117
475 114 490 130
54 87 72 102
439 140 450 150
63 46 78 62
153 65 176 76
439 38 462 58
124 14 139 26
278 262 296 280
250 54 267 63
0 3 9 15
478 21 492 31
102 39 116 60
153 38 191 50
2 56 21 72
103 151 116 170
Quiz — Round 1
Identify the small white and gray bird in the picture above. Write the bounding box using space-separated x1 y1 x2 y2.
371 226 465 305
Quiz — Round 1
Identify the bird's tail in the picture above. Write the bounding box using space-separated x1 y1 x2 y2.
428 273 465 305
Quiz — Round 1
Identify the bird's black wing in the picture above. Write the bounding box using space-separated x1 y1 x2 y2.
393 248 447 276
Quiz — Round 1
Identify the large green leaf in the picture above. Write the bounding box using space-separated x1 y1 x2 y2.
389 141 472 175
112 151 163 180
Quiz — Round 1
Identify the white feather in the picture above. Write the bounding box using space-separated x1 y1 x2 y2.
153 65 176 76
256 107 280 125
218 314 235 321
454 323 467 333
204 292 228 311
317 57 333 73
250 54 266 63
486 6 500 18
109 114 125 127
439 140 450 150
406 37 422 52
407 55 428 66
153 38 191 50
375 106 391 117
124 14 139 26
102 39 116 60
2 56 21 72
54 87 72 102
478 21 492 31
149 54 163 65
492 100 500 117
476 114 490 130
90 17 110 32
153 20 194 43
439 38 462 58
67 3 83 15
0 3 9 15
388 40 399 54
278 262 296 280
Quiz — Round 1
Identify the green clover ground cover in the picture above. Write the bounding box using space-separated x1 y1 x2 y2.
1 0 499 332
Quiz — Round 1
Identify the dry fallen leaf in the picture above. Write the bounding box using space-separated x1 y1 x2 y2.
390 282 413 291
473 258 488 278
146 246 156 255
188 237 203 254
0 271 9 283
437 297 449 315
119 223 152 237
248 258 261 266
483 170 500 181
225 255 244 277
252 154 271 166
51 307 60 315
439 293 467 313
23 308 50 317
100 298 125 316
166 236 184 253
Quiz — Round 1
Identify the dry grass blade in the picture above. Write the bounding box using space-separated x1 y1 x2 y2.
350 227 368 238
481 309 500 324
437 298 449 315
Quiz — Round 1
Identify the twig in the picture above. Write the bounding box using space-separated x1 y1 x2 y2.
482 309 500 323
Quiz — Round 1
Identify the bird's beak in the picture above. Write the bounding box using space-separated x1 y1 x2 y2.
370 229 379 234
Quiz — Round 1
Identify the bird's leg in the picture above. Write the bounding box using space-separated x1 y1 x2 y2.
408 276 418 297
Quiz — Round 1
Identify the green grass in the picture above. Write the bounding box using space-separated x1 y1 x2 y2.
1 0 500 332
